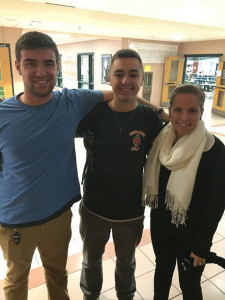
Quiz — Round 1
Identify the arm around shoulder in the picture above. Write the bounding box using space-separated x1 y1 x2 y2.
137 97 170 123
100 90 113 102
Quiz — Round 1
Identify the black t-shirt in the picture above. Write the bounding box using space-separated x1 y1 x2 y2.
78 102 162 220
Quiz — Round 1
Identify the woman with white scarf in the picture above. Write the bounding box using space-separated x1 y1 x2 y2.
143 85 225 300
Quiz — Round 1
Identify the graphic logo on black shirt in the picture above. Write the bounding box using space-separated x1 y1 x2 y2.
129 130 146 151
133 134 141 146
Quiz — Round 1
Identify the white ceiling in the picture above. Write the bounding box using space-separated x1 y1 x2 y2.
1 0 225 45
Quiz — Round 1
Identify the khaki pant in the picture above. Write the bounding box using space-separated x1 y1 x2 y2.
0 209 72 300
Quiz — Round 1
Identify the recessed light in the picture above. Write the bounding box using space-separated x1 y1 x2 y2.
171 34 187 41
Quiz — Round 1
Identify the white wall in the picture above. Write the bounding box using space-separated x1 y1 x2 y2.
58 39 121 90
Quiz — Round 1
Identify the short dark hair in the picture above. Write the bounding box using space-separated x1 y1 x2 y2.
111 49 144 74
15 31 59 63
170 84 205 112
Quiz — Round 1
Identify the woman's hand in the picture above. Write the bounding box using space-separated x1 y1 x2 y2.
190 252 206 267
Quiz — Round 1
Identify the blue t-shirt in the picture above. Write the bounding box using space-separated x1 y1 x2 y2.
0 88 103 227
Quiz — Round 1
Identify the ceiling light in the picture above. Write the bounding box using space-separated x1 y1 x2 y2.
45 0 76 7
170 34 187 41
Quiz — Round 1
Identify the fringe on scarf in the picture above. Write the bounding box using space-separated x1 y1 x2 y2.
142 189 188 227
165 190 187 227
142 187 158 208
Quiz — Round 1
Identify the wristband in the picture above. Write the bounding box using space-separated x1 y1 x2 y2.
158 108 164 116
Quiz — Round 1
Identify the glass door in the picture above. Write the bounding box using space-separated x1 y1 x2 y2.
77 53 94 89
212 57 225 117
161 57 184 106
142 72 153 102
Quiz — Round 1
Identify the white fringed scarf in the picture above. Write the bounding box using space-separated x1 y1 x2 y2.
142 120 215 226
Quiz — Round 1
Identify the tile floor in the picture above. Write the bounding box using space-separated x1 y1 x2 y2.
0 98 225 300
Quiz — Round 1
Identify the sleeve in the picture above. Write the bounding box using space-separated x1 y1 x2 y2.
76 102 106 138
153 112 164 140
191 139 225 258
65 88 104 121
76 114 89 138
144 105 163 152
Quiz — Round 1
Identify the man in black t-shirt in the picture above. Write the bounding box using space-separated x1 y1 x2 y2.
78 49 163 300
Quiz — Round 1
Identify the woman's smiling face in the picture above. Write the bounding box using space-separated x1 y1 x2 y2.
169 93 203 140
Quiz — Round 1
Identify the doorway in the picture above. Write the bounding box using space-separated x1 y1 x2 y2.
77 53 94 90
183 54 222 102
183 54 222 117
142 72 153 101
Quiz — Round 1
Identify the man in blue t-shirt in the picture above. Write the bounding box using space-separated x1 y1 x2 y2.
0 31 113 300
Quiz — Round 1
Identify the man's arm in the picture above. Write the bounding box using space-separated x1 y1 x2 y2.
0 152 2 171
100 91 170 123
76 91 111 138
101 90 114 101
137 97 170 123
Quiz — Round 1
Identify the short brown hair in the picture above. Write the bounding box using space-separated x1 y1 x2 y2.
16 31 59 63
111 49 144 74
170 84 205 112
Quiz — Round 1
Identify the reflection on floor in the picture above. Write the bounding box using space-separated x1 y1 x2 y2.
0 99 225 300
